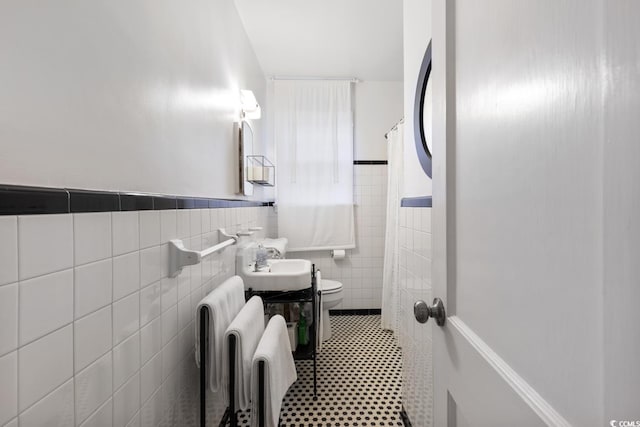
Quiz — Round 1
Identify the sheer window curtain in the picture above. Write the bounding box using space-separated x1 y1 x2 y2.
381 123 404 333
274 81 355 251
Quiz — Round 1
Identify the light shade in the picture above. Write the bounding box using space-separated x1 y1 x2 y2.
240 89 262 119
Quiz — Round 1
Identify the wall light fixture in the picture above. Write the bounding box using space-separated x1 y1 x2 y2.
240 89 262 120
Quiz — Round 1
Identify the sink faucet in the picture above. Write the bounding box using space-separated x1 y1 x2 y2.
254 244 268 271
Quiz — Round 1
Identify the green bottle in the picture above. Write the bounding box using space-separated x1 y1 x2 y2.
298 313 308 346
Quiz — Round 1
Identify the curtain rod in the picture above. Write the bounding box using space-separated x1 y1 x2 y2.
385 118 405 139
270 76 361 83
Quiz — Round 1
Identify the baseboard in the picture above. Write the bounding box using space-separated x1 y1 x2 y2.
329 309 382 316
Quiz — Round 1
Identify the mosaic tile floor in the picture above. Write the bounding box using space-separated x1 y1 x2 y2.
237 315 404 427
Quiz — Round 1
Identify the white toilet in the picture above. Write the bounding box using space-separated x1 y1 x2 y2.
318 279 343 341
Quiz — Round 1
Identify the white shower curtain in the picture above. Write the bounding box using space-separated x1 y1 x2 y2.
274 80 355 251
381 123 404 333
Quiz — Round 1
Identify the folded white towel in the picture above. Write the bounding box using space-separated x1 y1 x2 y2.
224 296 265 410
194 275 246 393
250 315 297 427
260 238 288 257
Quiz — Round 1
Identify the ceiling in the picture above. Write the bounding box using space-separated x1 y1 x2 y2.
233 0 404 82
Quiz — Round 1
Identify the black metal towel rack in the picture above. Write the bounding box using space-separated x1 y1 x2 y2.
199 307 267 427
200 266 320 426
247 265 320 401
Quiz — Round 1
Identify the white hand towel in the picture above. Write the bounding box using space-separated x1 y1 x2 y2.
223 296 265 410
250 315 297 427
194 275 246 393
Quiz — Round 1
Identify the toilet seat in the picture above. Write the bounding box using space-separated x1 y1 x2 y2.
319 279 342 295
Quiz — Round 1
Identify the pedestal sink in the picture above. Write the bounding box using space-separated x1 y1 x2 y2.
237 258 312 292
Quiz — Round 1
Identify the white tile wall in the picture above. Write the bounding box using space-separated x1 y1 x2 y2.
113 332 140 391
398 207 433 427
75 260 112 319
113 252 140 301
0 284 18 356
19 270 74 345
18 379 74 427
19 325 73 411
126 412 140 427
140 246 162 288
112 212 139 256
113 374 139 427
176 211 190 239
74 306 112 373
18 214 73 280
139 211 161 249
288 165 387 309
113 292 140 346
0 351 17 425
1 206 274 426
73 212 112 266
140 354 162 405
0 217 18 286
75 352 112 424
160 210 177 243
80 398 112 427
140 282 161 327
140 317 162 365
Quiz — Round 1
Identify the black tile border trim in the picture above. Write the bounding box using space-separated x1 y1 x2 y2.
401 196 432 208
353 160 388 165
329 308 382 316
119 193 154 211
69 189 119 213
0 184 274 215
0 185 69 215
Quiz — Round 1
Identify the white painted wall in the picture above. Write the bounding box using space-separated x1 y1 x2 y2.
0 1 271 200
354 81 404 161
402 0 432 197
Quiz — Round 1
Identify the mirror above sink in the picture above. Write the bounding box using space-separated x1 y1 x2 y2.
239 120 254 196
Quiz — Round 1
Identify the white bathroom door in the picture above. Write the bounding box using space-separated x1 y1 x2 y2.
426 0 640 426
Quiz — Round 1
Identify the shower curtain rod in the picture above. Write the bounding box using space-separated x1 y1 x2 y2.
385 118 405 139
270 76 361 83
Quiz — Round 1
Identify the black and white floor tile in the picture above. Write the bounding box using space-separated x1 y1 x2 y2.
237 315 404 427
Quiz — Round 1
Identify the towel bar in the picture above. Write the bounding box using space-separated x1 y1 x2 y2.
199 312 269 427
258 361 265 427
169 229 238 277
199 307 208 427
200 307 241 427
200 308 260 427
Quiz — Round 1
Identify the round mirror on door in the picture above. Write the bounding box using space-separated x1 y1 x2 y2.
413 40 433 178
